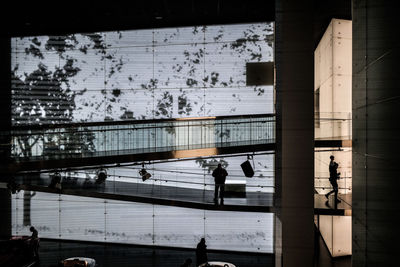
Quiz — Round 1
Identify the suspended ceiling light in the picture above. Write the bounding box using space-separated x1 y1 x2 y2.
95 168 107 184
139 163 151 181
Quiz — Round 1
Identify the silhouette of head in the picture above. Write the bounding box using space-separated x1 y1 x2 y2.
330 155 334 160
217 163 222 168
30 226 35 232
200 238 205 244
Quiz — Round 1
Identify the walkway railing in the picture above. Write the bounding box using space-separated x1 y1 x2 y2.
10 114 275 162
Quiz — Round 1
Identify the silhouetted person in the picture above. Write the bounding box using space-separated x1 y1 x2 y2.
7 178 20 194
29 226 39 260
49 172 62 191
325 155 341 203
196 238 208 267
30 226 38 239
180 258 192 267
212 163 228 204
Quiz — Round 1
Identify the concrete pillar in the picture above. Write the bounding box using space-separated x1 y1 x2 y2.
352 0 400 266
275 0 315 266
0 37 11 163
0 188 11 238
0 32 11 239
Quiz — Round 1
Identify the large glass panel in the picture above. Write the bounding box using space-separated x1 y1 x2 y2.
105 200 154 245
11 23 274 125
204 210 273 253
153 206 204 248
319 215 333 254
205 87 273 117
12 191 60 238
59 194 105 242
12 191 273 253
154 44 205 90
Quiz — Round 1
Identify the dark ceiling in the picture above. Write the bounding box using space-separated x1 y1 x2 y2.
3 0 275 36
2 0 351 48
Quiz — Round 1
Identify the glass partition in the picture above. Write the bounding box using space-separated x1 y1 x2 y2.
11 191 273 253
11 115 275 162
32 152 275 194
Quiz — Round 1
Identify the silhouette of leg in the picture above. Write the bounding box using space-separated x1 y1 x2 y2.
214 184 219 203
220 184 225 204
325 190 334 199
334 186 341 203
326 179 337 199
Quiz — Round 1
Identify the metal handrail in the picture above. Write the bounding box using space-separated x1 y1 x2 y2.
10 114 276 160
11 113 275 131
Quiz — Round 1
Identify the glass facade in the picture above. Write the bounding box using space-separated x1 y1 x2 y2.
12 191 274 253
11 23 274 126
10 22 275 253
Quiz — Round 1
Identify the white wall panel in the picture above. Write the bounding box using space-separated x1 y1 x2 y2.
153 205 204 248
105 200 154 245
205 210 273 253
59 194 105 242
11 23 274 125
11 191 273 253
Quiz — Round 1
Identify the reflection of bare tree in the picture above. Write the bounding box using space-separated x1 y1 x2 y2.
12 36 102 157
195 158 228 174
12 62 77 157
14 24 273 124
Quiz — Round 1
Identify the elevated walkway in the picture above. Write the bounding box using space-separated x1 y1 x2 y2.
5 114 275 172
314 194 352 216
3 174 351 215
6 174 273 213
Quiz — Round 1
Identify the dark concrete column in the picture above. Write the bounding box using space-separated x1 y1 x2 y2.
275 0 314 266
352 1 400 266
0 36 11 164
0 33 11 238
0 188 11 238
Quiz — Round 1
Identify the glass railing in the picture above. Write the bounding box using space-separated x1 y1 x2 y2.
23 151 274 194
10 114 275 161
315 112 352 140
314 171 352 195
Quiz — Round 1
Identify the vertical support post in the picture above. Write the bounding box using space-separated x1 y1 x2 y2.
275 0 314 266
353 1 400 265
0 33 11 239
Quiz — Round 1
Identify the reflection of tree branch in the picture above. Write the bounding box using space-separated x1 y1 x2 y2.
16 138 25 157
17 135 40 157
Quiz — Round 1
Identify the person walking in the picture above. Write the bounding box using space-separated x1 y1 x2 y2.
325 155 341 203
212 163 228 204
196 238 208 267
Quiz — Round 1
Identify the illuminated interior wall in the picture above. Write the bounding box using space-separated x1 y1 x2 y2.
11 23 274 126
319 215 352 257
314 19 352 194
11 191 273 253
314 18 352 258
314 18 352 140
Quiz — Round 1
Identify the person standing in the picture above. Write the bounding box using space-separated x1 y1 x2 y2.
196 238 208 267
212 163 228 204
325 155 341 203
29 226 40 260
